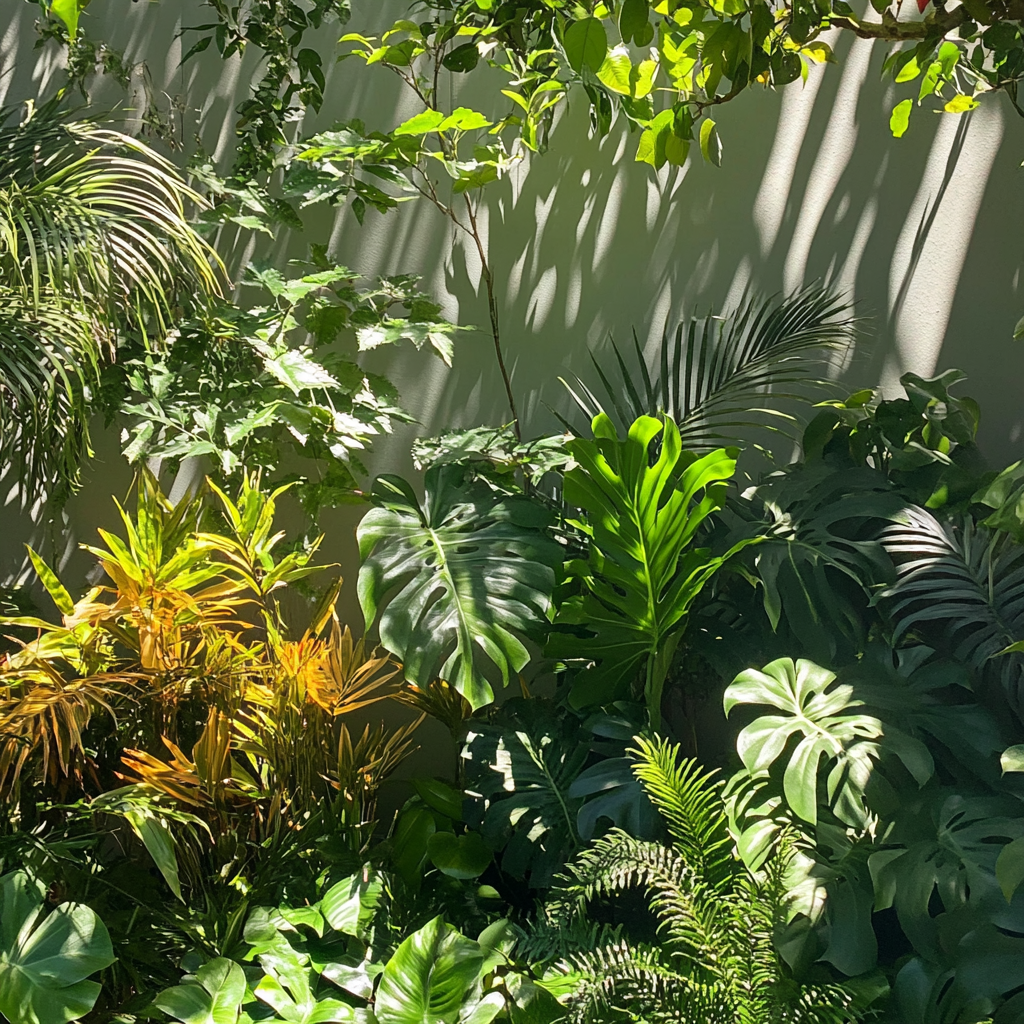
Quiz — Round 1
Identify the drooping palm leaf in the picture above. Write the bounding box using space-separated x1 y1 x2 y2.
0 105 222 501
562 286 856 450
356 464 563 709
879 507 1024 717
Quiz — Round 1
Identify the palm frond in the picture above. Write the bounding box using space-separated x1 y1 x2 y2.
629 734 733 887
0 298 103 500
879 507 1024 716
0 106 223 502
561 286 856 450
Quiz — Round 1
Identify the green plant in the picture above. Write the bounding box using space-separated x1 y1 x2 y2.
0 869 115 1024
803 369 985 511
153 872 560 1024
0 472 425 1003
114 258 466 523
539 735 869 1022
357 465 563 710
721 652 1024 1018
878 506 1024 717
563 287 856 451
549 413 757 725
0 103 220 502
460 698 657 889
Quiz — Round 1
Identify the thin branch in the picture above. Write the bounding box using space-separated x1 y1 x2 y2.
828 5 965 39
463 193 520 436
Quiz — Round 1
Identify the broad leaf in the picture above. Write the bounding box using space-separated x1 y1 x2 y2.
374 916 487 1024
549 413 754 722
0 870 115 1024
357 465 562 709
153 958 246 1024
725 658 889 827
319 873 382 938
462 698 589 887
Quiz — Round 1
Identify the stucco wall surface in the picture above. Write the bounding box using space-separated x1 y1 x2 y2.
2 0 1023 587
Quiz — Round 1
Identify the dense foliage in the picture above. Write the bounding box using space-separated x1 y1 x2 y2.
5 1 1024 1022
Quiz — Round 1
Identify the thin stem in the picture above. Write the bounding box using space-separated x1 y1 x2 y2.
463 193 520 437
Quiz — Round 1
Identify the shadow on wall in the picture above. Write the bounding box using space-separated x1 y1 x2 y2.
2 0 1024 584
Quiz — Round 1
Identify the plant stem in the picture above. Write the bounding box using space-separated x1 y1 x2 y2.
463 194 520 439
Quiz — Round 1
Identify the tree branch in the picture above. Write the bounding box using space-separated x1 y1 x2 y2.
828 6 965 40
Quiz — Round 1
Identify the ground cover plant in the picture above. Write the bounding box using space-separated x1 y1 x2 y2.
6 2 1024 1023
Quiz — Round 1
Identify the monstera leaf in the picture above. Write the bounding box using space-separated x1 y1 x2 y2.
0 870 115 1024
462 698 589 887
724 658 932 832
872 793 1024 960
357 465 562 709
549 413 756 724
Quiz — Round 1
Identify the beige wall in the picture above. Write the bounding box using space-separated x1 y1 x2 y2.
3 0 1024 588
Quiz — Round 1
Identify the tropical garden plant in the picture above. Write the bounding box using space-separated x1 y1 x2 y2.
7 3 1024 1023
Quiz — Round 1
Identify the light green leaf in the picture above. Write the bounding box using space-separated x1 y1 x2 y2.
895 54 922 82
890 98 913 138
699 118 721 166
375 917 486 1024
944 94 978 113
26 546 74 617
263 350 339 395
319 873 382 938
154 958 246 1024
394 110 446 136
549 415 754 724
0 871 115 1024
1002 744 1024 773
597 46 633 95
439 108 492 132
49 0 82 39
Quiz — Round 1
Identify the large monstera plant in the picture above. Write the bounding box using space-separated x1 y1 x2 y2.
357 464 563 709
549 413 758 725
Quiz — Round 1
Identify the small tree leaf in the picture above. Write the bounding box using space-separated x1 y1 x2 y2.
890 98 913 137
563 18 608 73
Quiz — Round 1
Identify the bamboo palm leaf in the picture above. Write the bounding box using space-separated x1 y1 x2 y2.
879 507 1024 716
561 286 856 450
0 105 222 501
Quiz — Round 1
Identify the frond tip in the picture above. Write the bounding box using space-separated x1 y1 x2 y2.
563 285 856 450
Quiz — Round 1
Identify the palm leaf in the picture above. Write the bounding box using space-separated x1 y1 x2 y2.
561 286 856 450
879 507 1024 716
0 105 222 502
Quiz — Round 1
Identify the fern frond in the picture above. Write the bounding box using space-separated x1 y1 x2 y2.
555 830 735 964
629 735 733 886
564 940 731 1024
